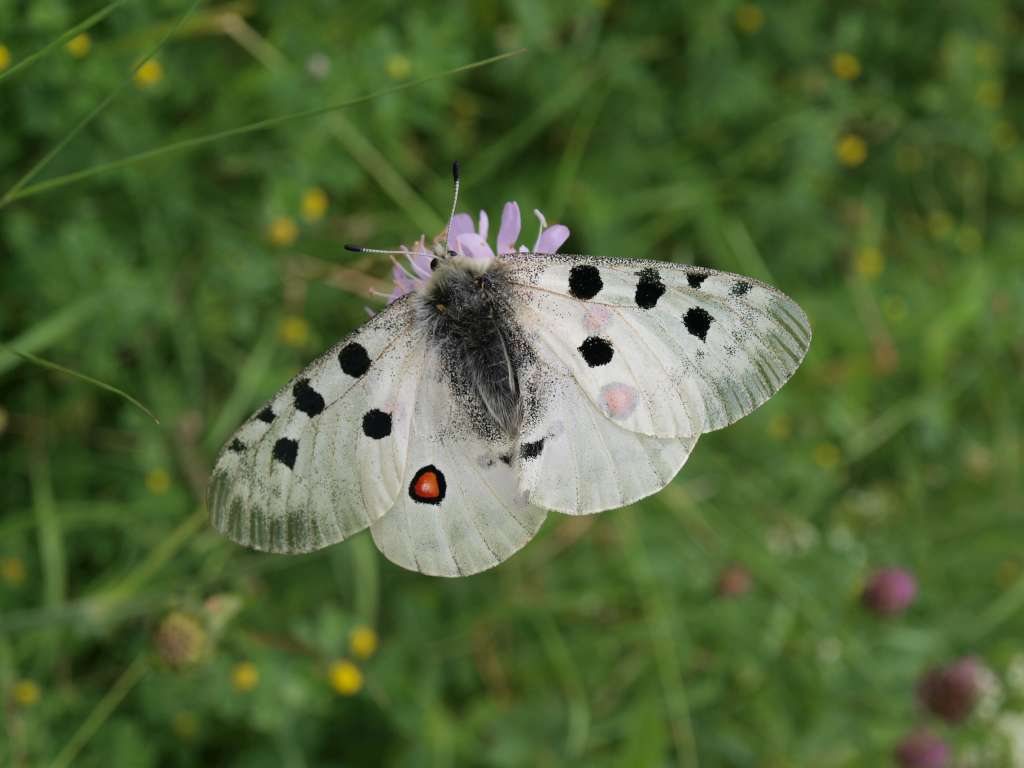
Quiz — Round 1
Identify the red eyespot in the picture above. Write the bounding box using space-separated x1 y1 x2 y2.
409 465 446 505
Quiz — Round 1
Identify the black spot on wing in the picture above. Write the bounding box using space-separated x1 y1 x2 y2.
579 336 614 367
338 342 371 378
229 438 245 453
684 307 714 342
731 280 752 297
257 406 275 423
635 267 666 309
293 378 325 417
520 438 545 460
687 273 708 289
362 409 392 439
272 437 298 469
569 264 603 300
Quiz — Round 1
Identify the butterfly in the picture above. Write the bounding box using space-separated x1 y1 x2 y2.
208 164 811 577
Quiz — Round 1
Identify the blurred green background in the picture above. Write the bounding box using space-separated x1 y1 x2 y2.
2 0 1023 765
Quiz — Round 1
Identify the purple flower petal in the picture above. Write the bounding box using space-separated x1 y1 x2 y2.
457 233 496 262
497 202 521 255
449 213 474 249
535 224 570 254
407 250 433 279
477 210 489 241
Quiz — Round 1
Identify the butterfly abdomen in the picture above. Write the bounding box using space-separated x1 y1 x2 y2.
417 257 529 438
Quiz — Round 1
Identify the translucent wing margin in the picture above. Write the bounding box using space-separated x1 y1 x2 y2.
208 298 423 554
504 254 811 435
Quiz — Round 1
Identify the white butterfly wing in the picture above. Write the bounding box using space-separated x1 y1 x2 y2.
369 349 547 577
208 298 424 553
504 254 811 435
516 359 698 515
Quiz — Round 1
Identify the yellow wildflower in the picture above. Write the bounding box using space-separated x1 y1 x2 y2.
279 315 310 348
836 134 867 167
386 54 412 80
145 468 171 495
1 556 26 586
231 661 260 692
0 405 8 434
349 626 379 660
0 44 10 72
854 246 884 279
12 679 41 707
134 59 164 88
831 52 861 81
814 442 841 470
735 4 764 34
328 660 363 695
66 33 92 58
301 187 329 222
268 217 298 247
975 80 1003 109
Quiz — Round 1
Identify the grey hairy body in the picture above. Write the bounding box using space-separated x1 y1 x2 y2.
415 257 529 438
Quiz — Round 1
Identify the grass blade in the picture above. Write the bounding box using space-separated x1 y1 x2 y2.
0 295 103 377
1 49 528 207
3 346 160 424
0 0 130 85
0 0 203 207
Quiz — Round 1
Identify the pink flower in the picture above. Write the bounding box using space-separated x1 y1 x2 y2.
918 656 984 723
894 729 949 768
862 567 918 616
385 202 570 304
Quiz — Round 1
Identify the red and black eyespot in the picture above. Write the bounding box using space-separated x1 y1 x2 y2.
409 465 446 505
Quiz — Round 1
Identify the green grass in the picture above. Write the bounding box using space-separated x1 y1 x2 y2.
2 1 1023 766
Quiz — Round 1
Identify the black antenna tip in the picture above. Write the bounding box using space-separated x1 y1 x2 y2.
452 161 460 182
344 244 364 252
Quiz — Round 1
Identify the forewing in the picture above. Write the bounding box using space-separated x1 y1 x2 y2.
369 350 548 577
504 254 811 436
516 359 698 515
208 298 424 553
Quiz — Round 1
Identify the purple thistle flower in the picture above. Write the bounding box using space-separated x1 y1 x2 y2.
383 202 570 304
918 656 984 723
862 567 918 616
894 728 949 768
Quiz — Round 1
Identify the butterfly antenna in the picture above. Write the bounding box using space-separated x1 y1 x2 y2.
344 244 410 256
442 160 461 258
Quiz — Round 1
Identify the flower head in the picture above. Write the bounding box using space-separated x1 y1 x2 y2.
328 659 363 695
134 59 164 89
11 679 41 707
862 567 918 616
231 661 259 692
155 611 207 669
716 564 752 598
349 626 379 659
918 656 985 723
384 202 569 304
895 728 949 768
66 33 92 58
